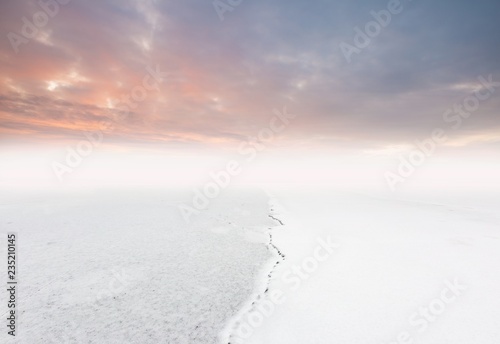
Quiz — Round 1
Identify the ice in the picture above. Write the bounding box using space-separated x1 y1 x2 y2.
0 188 275 344
2 186 499 344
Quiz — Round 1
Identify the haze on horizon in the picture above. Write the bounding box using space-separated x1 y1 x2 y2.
1 0 499 191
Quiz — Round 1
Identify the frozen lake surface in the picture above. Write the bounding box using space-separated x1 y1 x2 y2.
0 188 276 343
1 187 499 344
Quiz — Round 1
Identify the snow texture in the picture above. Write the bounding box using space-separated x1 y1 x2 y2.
0 188 275 344
244 188 500 344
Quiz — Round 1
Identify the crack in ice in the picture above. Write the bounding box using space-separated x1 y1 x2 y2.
224 207 286 344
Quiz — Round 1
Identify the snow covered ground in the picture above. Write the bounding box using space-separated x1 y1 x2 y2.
1 186 499 344
0 187 277 343
238 188 500 344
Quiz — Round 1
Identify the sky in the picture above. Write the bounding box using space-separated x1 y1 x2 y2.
1 0 499 190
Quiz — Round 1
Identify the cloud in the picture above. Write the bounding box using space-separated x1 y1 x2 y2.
0 0 499 151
